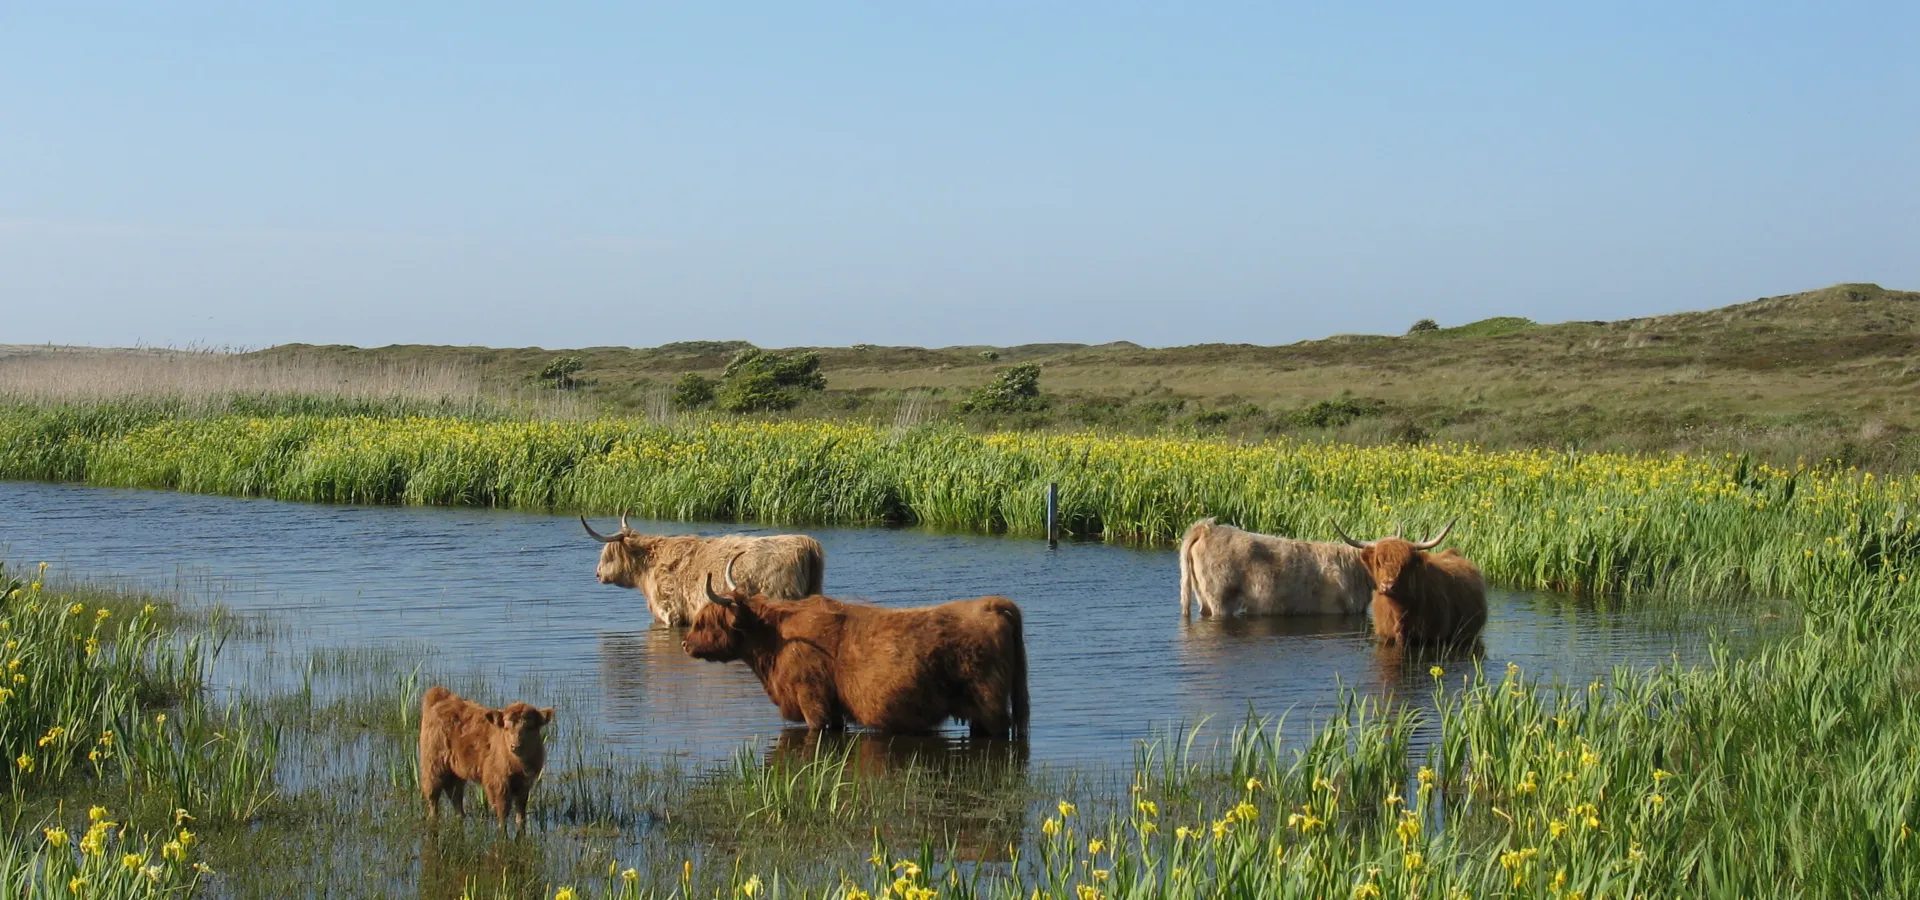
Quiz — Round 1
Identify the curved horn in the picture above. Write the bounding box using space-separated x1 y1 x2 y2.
723 554 740 592
580 516 620 543
619 513 631 532
1331 520 1375 550
1410 515 1460 551
703 572 734 609
1391 521 1403 540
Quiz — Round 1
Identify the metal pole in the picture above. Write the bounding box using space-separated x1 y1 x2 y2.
1046 482 1059 549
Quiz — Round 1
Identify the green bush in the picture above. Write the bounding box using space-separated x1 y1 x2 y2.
535 355 585 390
671 373 716 410
1408 318 1440 334
715 349 827 413
1291 397 1386 429
957 364 1045 413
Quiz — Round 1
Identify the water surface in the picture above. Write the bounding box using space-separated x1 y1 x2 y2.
0 480 1745 768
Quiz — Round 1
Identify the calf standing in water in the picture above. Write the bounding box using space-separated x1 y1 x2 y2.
418 686 555 833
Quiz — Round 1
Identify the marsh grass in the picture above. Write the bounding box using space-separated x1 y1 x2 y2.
5 406 1916 621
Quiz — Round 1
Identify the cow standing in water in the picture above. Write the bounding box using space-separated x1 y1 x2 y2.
1334 517 1487 649
682 558 1030 739
582 516 824 626
1178 517 1374 617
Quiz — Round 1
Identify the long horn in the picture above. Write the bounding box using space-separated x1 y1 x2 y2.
1391 521 1403 540
580 516 620 543
703 573 734 609
1331 520 1375 550
619 513 630 532
723 554 740 592
1410 515 1460 551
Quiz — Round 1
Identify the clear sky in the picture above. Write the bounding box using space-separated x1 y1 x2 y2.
4 2 1916 350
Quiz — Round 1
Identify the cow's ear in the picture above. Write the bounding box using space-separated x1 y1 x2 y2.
538 707 556 726
485 710 505 728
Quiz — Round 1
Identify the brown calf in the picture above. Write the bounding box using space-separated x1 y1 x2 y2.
682 558 1030 738
1335 517 1488 649
418 686 555 832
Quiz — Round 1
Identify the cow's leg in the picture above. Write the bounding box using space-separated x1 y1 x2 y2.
445 780 467 818
486 781 510 833
798 691 844 731
968 683 1013 739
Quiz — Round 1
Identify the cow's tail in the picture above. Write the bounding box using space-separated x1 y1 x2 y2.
1178 518 1214 617
993 600 1030 739
804 541 826 596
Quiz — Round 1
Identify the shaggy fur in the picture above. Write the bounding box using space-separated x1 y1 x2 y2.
682 586 1030 739
1357 539 1488 649
1178 517 1373 617
586 520 825 626
418 686 555 832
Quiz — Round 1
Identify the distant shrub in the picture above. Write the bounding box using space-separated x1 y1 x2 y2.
1408 319 1440 334
670 373 715 410
535 355 585 390
957 364 1045 413
1291 398 1386 429
715 349 827 413
979 350 1000 361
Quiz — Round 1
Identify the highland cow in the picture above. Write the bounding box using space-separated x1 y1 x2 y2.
1178 517 1374 617
582 515 825 626
418 686 554 833
682 558 1029 738
1334 517 1487 649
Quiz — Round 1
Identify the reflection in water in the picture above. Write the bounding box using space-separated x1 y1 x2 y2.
765 727 1032 775
762 728 1032 863
0 481 1743 769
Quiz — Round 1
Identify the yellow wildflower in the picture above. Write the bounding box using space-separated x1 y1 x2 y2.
44 827 70 848
122 853 143 870
1087 838 1105 855
554 889 579 900
1042 817 1061 837
1057 801 1077 818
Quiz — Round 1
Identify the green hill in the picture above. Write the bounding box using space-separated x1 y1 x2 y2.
170 282 1920 470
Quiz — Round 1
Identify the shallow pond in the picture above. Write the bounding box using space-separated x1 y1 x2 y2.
0 480 1753 769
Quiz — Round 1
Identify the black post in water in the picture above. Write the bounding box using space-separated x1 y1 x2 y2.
1046 482 1059 549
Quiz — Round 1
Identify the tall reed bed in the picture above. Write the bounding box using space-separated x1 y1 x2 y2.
3 406 1914 611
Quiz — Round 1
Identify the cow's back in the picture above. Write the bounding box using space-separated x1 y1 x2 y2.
651 534 826 625
832 596 1026 732
1200 526 1370 616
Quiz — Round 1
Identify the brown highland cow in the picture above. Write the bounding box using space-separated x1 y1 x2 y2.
418 686 554 832
1335 517 1488 649
682 558 1030 738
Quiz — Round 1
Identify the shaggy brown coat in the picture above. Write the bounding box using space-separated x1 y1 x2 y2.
682 582 1030 739
1178 517 1373 617
418 686 554 831
584 518 825 626
1357 539 1488 649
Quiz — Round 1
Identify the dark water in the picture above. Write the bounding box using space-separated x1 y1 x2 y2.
0 480 1741 768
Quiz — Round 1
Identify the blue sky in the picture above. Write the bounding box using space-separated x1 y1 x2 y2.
3 2 1915 349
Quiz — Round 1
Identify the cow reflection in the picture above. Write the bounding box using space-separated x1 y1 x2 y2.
766 727 1030 774
1369 641 1485 703
763 728 1030 862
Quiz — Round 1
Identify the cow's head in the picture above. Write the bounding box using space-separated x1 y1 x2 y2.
486 702 555 756
582 515 654 587
683 555 775 662
1334 517 1458 600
